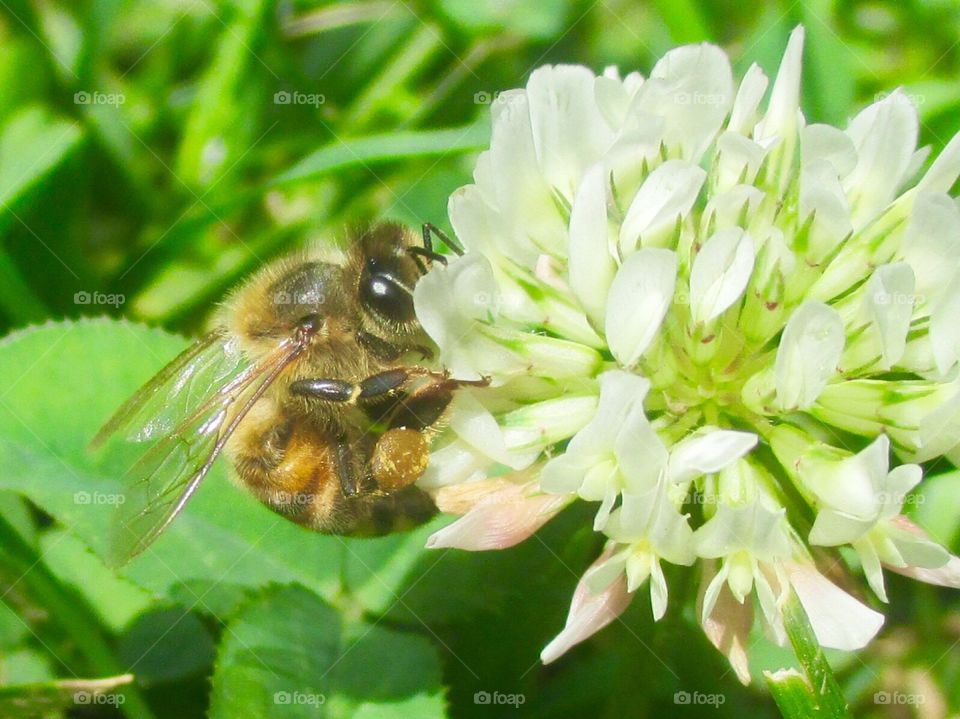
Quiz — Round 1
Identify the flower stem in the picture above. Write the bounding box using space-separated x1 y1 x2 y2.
764 668 821 718
780 590 854 719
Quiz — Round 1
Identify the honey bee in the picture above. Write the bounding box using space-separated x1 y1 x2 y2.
93 223 486 565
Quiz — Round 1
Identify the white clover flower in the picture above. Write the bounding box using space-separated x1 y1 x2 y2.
414 26 960 681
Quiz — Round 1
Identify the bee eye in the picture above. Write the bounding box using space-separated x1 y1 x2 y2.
360 269 414 323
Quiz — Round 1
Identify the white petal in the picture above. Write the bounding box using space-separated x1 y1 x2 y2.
801 124 857 178
799 160 853 260
448 183 529 262
605 248 678 367
413 253 519 379
930 267 960 375
809 508 875 546
856 538 888 602
570 369 650 454
698 564 753 684
448 391 539 470
482 90 567 257
918 129 960 192
668 429 759 484
728 63 768 136
702 184 765 232
755 26 804 142
898 192 960 308
419 439 490 489
615 403 669 494
540 370 649 495
844 90 919 226
716 132 769 191
569 163 616 326
775 301 845 410
801 435 889 520
640 42 734 161
594 74 632 129
526 65 614 199
689 227 756 323
863 262 915 368
785 561 884 650
649 559 669 621
619 160 706 254
540 555 633 663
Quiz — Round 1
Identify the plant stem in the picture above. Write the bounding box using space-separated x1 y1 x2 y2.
781 590 854 719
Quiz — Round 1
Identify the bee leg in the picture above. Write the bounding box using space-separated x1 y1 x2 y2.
386 373 490 431
332 437 363 497
289 378 356 402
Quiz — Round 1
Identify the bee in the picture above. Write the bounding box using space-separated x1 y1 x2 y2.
93 223 486 565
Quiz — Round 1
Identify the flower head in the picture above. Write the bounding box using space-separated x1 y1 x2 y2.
414 26 960 681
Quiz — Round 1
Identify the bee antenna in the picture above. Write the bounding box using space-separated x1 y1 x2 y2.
422 223 464 257
408 246 447 273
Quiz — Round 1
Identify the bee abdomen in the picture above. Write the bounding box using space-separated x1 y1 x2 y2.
227 409 435 536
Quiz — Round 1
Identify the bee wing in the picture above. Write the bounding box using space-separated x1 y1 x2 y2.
91 331 249 448
106 335 305 566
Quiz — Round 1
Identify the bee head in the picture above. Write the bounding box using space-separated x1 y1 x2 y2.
355 224 425 334
268 262 346 327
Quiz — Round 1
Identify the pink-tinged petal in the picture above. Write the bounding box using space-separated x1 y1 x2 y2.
698 563 753 685
541 551 633 664
432 476 521 515
884 516 960 588
785 562 884 650
427 480 571 551
886 555 960 588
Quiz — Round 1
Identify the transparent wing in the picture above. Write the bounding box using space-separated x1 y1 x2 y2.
91 331 245 448
102 335 304 566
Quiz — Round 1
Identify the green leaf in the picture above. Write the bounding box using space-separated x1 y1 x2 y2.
437 0 573 40
271 122 489 188
37 528 153 634
0 106 83 215
208 585 446 719
650 0 712 43
117 608 215 683
175 0 272 190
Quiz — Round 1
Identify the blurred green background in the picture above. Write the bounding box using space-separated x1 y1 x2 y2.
0 0 959 717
